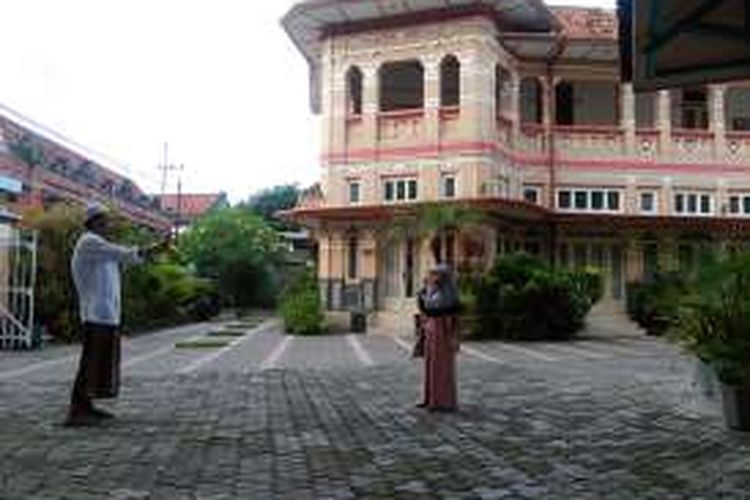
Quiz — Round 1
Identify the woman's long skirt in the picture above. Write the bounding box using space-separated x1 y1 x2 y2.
422 316 458 410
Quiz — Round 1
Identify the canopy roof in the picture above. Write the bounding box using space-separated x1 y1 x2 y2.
627 0 750 91
282 0 559 113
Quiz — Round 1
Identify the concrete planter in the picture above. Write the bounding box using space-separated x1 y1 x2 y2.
720 384 750 432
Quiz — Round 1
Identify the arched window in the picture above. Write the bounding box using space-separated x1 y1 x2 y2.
379 60 424 112
556 80 619 126
346 66 363 115
495 65 511 118
726 86 750 131
520 77 543 124
440 55 460 107
672 87 709 130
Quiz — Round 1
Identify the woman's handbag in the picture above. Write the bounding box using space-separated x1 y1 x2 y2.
412 314 425 358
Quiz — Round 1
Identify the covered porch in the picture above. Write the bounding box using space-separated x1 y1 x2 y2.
285 199 750 329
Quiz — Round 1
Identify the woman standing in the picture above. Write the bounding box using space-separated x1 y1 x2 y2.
417 265 461 412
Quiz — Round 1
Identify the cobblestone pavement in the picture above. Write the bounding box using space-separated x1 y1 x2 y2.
1 319 749 499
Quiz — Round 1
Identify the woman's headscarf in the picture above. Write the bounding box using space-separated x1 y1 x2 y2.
423 264 460 311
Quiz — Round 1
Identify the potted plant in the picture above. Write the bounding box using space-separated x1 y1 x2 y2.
671 255 750 431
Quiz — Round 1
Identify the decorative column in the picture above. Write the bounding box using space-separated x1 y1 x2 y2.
459 47 494 143
328 232 346 311
710 84 727 161
360 229 378 311
624 236 643 283
320 40 347 159
318 232 333 310
541 77 555 129
621 83 637 154
509 72 522 147
657 90 672 159
362 62 380 153
423 55 441 146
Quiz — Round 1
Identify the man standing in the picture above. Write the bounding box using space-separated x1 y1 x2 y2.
66 203 168 426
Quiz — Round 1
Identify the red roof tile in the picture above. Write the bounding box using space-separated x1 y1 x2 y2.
552 6 618 41
158 193 225 218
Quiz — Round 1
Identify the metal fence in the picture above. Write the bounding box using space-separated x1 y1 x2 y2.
0 228 37 350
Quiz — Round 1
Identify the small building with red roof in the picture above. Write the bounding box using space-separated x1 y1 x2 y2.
156 192 228 230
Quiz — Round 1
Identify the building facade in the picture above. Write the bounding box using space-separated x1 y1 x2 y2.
0 104 170 231
283 1 750 326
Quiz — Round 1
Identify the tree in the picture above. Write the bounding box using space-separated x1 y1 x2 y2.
242 184 300 230
179 207 284 309
385 203 489 268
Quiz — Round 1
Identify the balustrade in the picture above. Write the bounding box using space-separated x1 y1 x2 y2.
671 130 716 164
377 109 425 146
725 132 750 165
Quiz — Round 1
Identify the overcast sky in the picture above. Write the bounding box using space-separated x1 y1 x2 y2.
0 0 613 202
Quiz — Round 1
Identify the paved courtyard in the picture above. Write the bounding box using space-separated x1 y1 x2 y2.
0 316 749 499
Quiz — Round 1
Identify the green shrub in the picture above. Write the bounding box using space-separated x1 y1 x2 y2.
570 267 604 306
279 268 324 335
179 208 284 309
670 254 750 386
625 272 688 336
123 263 220 332
472 253 594 341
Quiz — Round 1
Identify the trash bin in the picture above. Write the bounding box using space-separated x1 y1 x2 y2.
350 311 367 333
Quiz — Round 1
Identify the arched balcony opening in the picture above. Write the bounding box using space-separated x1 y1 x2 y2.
495 65 512 119
440 55 460 108
346 66 363 116
635 91 656 129
671 87 709 130
555 80 619 127
520 77 543 125
379 60 424 113
725 86 750 131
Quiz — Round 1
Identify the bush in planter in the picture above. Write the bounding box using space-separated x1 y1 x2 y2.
472 253 594 341
670 254 750 430
279 267 324 335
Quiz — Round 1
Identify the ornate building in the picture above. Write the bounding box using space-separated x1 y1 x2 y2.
0 103 170 231
282 0 750 326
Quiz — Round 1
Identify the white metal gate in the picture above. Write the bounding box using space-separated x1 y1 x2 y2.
0 228 37 349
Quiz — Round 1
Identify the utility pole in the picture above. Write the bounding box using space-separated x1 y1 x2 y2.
156 142 185 237
157 142 182 197
175 164 185 238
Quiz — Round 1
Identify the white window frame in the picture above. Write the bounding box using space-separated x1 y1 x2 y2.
441 175 457 199
727 194 750 217
638 191 658 215
673 191 714 216
348 180 361 205
522 186 541 205
383 177 418 203
556 188 624 214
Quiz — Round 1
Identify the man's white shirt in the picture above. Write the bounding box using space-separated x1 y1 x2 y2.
71 232 141 327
